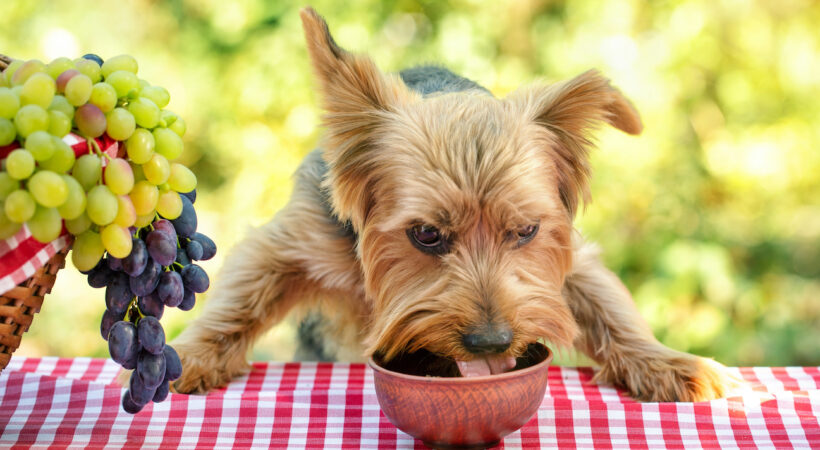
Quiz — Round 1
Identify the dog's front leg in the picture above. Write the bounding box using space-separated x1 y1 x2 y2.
563 242 741 402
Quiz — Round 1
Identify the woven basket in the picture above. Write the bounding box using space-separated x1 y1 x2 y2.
0 54 71 371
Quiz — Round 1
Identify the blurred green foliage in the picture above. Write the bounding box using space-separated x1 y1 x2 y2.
2 0 818 367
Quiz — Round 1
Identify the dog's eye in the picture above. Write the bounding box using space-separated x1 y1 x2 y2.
515 223 539 247
407 224 448 254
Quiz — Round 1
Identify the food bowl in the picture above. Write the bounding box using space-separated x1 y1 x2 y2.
368 343 552 449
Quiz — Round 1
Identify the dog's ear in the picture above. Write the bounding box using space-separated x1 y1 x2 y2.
300 7 415 230
511 70 642 218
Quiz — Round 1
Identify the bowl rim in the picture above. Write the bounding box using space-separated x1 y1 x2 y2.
367 342 553 383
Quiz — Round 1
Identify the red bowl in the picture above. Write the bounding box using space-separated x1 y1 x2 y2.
368 343 552 449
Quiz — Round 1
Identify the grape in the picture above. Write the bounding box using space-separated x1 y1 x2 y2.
137 350 166 389
11 60 46 86
105 107 136 141
127 372 155 408
55 69 79 93
74 103 106 138
152 380 170 402
142 153 170 185
105 70 138 98
4 190 36 222
38 137 74 173
28 170 68 207
24 130 56 161
3 60 23 84
102 55 138 77
146 229 177 267
86 185 118 225
130 180 158 216
175 247 191 267
125 128 155 164
0 117 14 146
105 272 133 315
163 345 182 381
104 157 135 195
20 73 55 108
123 238 148 276
134 213 155 228
0 87 21 119
89 82 117 113
138 316 165 354
0 209 22 239
65 213 92 235
100 308 124 340
185 240 203 261
0 172 18 201
158 271 184 307
72 154 102 190
57 175 86 219
14 104 49 138
48 95 74 119
114 195 137 227
5 150 35 181
138 291 164 319
46 57 75 79
107 255 124 271
88 263 114 288
82 53 104 66
178 287 196 311
164 112 186 137
109 320 139 368
47 110 71 137
191 232 216 260
156 190 182 220
181 264 209 293
102 223 133 258
153 219 177 239
130 258 160 296
72 230 106 271
170 194 197 237
141 86 170 109
127 97 160 129
153 128 183 160
74 59 102 83
27 206 62 243
64 74 92 106
167 164 197 193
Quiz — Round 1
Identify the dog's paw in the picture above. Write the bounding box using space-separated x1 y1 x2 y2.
171 342 250 394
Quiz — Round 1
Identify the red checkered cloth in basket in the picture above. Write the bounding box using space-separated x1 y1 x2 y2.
0 134 118 295
0 358 818 448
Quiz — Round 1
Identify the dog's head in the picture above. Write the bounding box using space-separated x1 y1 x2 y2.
300 8 641 374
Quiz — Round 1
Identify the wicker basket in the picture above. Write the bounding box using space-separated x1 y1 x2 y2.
0 54 71 371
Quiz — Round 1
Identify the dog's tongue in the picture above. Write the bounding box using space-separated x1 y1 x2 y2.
456 354 517 377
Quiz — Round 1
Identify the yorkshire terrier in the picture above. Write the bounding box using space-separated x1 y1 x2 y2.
170 7 737 402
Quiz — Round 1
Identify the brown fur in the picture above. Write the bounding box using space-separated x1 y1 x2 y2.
166 7 740 401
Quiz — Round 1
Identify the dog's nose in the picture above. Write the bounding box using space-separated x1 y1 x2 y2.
462 324 513 354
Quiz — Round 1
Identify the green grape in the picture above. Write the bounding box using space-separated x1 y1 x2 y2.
105 107 136 141
71 229 105 271
74 59 101 83
5 149 35 180
156 189 182 219
113 195 136 227
28 170 68 207
134 212 154 228
11 60 46 86
0 87 21 119
89 82 117 113
101 223 133 258
104 157 135 195
0 172 19 201
57 175 86 220
153 127 183 160
138 79 150 90
86 184 118 225
142 153 170 185
0 208 23 239
27 206 62 243
158 182 170 192
72 153 102 190
125 128 155 164
46 57 75 79
20 73 55 109
130 161 146 182
65 212 91 235
74 103 106 137
24 130 56 161
49 95 74 119
47 110 72 137
3 60 24 85
130 180 158 216
39 138 76 173
140 86 170 109
0 117 15 146
105 70 138 98
14 104 49 138
64 74 93 106
168 115 186 137
101 55 138 78
4 189 36 222
55 69 79 93
127 97 160 129
167 163 197 193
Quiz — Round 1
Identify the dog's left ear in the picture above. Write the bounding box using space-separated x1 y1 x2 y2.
511 70 642 218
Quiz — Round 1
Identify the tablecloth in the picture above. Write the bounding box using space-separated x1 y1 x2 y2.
1 357 818 448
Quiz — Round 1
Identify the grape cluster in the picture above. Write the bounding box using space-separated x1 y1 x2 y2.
0 54 194 272
89 191 216 413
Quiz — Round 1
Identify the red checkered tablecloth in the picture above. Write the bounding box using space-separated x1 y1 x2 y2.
0 358 818 448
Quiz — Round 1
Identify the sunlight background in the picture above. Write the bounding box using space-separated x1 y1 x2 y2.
1 0 818 366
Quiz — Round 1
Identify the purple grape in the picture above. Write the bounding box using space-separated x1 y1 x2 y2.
137 350 166 389
107 256 124 272
108 321 139 369
163 345 182 381
185 240 203 261
178 288 196 311
146 230 176 267
152 379 170 402
176 247 191 266
137 316 165 355
181 189 195 204
100 308 125 341
122 390 144 414
138 291 164 319
191 232 216 260
129 371 156 406
82 53 104 66
181 264 209 293
158 271 184 307
87 264 114 288
105 272 133 315
170 194 197 237
153 219 177 242
130 258 161 296
123 238 148 277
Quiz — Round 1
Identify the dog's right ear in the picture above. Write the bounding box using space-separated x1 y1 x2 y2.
300 7 416 230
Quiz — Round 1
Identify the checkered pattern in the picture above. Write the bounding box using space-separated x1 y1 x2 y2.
0 134 118 295
1 358 818 448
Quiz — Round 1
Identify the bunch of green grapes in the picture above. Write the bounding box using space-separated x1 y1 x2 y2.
0 54 196 271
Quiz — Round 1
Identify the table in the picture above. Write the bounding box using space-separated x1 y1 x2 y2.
1 357 818 448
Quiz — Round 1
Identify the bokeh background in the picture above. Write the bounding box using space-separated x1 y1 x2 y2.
2 0 818 367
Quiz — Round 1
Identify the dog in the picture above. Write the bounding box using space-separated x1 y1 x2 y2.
170 7 738 402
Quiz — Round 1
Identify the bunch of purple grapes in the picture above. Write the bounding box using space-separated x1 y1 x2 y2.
84 190 216 413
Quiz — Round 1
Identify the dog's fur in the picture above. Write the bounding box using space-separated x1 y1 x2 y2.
169 8 738 402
